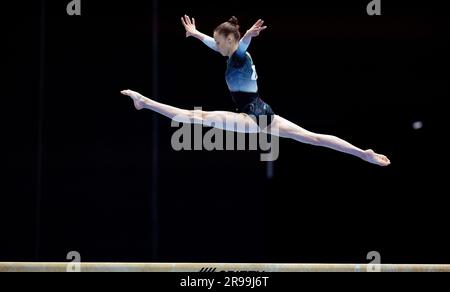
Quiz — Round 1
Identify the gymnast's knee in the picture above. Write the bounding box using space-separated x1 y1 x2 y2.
306 134 322 146
190 109 206 123
290 130 321 145
170 109 203 124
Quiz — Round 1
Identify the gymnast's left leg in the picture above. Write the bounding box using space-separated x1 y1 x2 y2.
262 115 391 166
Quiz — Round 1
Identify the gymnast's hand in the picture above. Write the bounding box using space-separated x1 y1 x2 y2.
244 19 268 38
181 15 199 38
121 89 146 111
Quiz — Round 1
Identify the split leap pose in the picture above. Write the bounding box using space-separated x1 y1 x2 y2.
121 15 390 166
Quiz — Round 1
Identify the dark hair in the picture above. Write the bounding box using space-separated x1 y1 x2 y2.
214 16 241 40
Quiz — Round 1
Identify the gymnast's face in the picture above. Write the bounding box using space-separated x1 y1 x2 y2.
213 32 238 57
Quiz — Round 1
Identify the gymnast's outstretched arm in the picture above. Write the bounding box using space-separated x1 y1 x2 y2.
237 19 267 55
181 15 220 52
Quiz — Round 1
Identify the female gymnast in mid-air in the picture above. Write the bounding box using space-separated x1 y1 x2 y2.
121 15 390 166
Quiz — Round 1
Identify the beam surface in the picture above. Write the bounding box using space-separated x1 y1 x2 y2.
1 263 449 272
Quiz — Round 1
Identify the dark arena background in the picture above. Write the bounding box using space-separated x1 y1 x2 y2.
2 0 449 272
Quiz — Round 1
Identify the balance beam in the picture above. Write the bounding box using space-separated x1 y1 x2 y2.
1 262 449 272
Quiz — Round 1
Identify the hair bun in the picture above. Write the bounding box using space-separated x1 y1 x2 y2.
228 16 240 28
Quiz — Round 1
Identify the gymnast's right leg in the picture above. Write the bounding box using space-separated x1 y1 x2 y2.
121 89 261 133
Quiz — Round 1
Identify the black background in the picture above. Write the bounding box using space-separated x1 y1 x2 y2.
2 0 449 264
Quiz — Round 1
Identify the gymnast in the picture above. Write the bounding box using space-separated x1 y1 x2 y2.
121 15 390 166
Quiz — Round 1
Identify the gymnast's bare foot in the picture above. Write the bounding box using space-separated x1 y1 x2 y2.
363 149 391 166
121 89 146 110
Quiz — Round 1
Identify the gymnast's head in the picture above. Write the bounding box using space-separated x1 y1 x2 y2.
213 16 241 57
